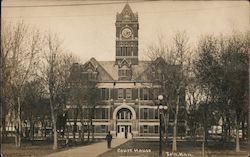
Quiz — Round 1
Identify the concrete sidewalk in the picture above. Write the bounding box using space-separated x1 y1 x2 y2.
45 139 128 157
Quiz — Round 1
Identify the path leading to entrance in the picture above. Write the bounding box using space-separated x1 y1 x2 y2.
45 139 128 157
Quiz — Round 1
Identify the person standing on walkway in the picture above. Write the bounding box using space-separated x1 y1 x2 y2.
106 131 112 148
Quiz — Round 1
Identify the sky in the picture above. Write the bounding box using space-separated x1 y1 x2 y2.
2 0 249 62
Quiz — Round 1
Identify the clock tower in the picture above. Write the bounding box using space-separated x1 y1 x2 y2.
115 3 139 65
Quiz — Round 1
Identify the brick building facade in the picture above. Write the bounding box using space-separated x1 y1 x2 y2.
67 3 186 139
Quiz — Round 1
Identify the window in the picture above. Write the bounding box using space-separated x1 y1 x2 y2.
153 88 160 100
117 108 132 120
127 47 131 56
101 109 106 119
143 125 148 133
126 88 132 99
143 88 149 100
100 88 109 100
154 126 159 133
154 110 159 119
143 108 149 119
101 125 106 133
118 88 123 99
101 88 105 100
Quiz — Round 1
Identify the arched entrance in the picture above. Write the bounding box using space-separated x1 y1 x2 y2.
113 105 136 139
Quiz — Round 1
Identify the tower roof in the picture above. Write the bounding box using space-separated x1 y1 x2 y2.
116 3 138 22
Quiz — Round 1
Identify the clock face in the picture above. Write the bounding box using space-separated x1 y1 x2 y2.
122 28 132 38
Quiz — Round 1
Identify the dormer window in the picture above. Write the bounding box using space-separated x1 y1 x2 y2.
118 58 132 80
118 68 131 80
82 61 98 81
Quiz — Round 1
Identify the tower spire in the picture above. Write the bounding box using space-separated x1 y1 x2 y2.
115 2 139 65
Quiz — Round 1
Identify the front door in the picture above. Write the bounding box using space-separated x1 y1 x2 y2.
117 125 131 138
115 108 133 138
120 126 125 138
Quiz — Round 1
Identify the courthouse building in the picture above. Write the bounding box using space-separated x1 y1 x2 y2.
67 3 186 139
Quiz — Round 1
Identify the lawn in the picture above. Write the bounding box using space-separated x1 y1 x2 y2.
1 139 103 157
98 139 249 157
1 143 58 157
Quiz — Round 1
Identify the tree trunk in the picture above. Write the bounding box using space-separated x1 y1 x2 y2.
91 119 94 142
50 97 57 150
73 108 79 144
172 93 179 152
52 122 58 150
80 125 84 143
221 117 225 146
44 122 47 138
16 96 21 147
228 122 231 141
30 120 35 144
191 124 196 145
91 107 95 142
164 112 169 144
248 101 250 153
82 125 85 143
235 114 240 152
73 123 76 144
87 121 90 142
1 105 6 142
242 119 245 141
204 107 208 144
248 56 250 153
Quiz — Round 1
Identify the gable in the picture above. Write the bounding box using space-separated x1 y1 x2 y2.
83 61 97 72
82 58 114 81
119 58 131 68
116 3 138 22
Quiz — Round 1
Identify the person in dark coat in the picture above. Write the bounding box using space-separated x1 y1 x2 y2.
106 131 112 148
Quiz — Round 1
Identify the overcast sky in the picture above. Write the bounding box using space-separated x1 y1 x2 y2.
2 0 249 62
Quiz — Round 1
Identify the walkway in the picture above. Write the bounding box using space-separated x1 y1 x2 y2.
45 139 128 157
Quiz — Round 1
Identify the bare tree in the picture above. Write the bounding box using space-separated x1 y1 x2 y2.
195 32 249 152
1 21 41 147
170 32 190 152
145 31 191 152
39 33 78 149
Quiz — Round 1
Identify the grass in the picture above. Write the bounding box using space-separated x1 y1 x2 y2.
1 139 103 157
1 139 249 157
98 139 249 157
1 143 57 157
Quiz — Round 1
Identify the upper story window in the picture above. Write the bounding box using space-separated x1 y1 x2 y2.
154 110 159 119
118 68 131 80
154 126 159 133
118 88 123 99
101 109 106 119
117 108 132 120
82 62 98 81
118 59 132 80
153 88 160 100
143 88 149 100
143 125 148 133
126 88 132 99
143 108 149 119
100 88 109 100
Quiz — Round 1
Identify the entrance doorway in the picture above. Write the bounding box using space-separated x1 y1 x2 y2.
117 125 131 139
114 107 135 139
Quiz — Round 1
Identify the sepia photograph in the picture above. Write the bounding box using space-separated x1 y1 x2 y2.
1 0 249 157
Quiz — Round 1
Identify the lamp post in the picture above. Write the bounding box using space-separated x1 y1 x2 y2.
158 95 168 157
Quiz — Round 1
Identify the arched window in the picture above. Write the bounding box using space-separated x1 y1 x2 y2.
117 108 132 120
